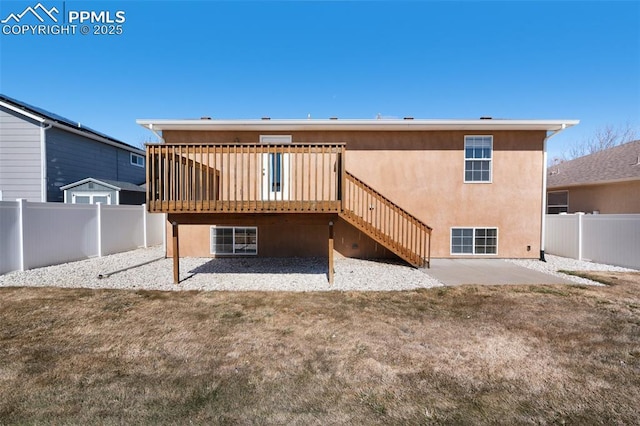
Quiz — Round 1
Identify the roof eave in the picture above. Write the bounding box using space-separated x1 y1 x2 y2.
137 119 579 132
548 176 640 189
1 97 144 155
60 177 123 191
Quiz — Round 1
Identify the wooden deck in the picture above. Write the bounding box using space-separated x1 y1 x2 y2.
147 142 431 268
147 143 345 213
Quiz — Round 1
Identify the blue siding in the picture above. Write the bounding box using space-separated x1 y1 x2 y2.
0 107 42 201
46 127 145 202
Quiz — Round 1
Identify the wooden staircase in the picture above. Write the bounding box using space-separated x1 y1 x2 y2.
340 171 432 268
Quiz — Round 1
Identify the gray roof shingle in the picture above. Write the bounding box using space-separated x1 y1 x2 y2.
548 140 640 188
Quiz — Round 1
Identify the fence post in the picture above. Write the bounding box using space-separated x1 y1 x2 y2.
17 199 26 271
577 212 584 261
142 203 148 248
97 202 103 257
328 220 334 284
163 214 167 255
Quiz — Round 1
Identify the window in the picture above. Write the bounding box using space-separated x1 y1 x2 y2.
131 153 145 167
211 226 258 255
451 228 498 255
71 193 112 205
269 153 283 192
464 136 492 182
259 135 292 144
547 191 568 214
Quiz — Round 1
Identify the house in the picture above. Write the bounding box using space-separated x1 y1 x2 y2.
137 117 578 282
547 140 640 214
60 177 146 205
0 94 146 203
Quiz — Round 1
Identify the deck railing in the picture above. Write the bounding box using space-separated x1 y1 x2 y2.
146 143 345 213
340 171 432 267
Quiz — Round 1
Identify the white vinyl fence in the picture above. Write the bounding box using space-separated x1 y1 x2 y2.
0 200 166 275
545 213 640 270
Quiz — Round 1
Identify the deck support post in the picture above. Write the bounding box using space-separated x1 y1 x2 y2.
172 221 179 284
328 220 334 284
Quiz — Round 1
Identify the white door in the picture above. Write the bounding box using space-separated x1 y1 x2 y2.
262 152 289 200
260 135 291 201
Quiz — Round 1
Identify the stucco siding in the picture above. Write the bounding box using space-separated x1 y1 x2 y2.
0 107 42 201
554 181 640 214
166 213 391 259
46 128 145 202
163 129 545 259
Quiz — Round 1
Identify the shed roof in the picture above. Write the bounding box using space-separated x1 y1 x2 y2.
547 140 640 188
60 178 146 192
0 94 144 155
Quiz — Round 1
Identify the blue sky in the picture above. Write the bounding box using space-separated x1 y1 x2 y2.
1 0 638 161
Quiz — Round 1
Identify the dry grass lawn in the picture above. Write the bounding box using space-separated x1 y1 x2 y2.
1 273 639 424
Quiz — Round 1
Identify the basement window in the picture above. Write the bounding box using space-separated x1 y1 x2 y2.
131 153 145 167
451 227 498 255
210 226 258 255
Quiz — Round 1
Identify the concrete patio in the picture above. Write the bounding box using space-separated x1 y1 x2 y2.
425 259 575 286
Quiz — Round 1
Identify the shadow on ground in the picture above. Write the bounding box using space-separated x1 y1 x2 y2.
188 257 329 275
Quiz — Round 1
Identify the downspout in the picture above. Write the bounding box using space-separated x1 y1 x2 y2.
540 123 567 261
40 122 53 202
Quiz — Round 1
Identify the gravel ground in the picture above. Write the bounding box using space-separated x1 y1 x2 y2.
506 255 637 286
0 246 443 292
0 247 636 291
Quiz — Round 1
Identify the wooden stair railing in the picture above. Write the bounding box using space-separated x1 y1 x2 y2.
340 171 432 268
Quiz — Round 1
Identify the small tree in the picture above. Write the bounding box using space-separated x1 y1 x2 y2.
565 122 637 160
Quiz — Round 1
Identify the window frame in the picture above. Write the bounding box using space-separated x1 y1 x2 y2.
450 227 498 255
464 135 493 183
259 135 292 144
210 226 258 256
130 153 145 168
547 190 569 214
71 192 113 205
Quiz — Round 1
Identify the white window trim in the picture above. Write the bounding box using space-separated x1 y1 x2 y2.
210 226 258 256
463 135 493 184
259 135 292 144
131 153 145 168
450 227 499 256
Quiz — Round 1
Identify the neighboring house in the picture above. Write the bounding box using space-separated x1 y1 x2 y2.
547 140 640 214
0 94 146 202
60 177 146 205
137 117 578 281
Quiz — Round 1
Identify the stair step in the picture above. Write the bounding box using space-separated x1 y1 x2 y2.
342 171 432 269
